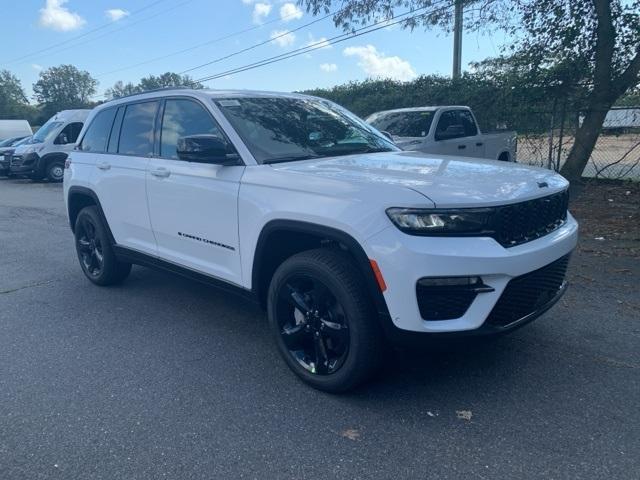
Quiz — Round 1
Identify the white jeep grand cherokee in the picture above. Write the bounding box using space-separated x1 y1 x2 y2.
64 89 578 392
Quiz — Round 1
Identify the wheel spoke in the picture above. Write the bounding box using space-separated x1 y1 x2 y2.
313 334 330 375
320 318 348 342
285 283 312 314
281 323 308 349
77 238 91 253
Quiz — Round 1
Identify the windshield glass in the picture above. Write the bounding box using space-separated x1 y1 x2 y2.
31 120 64 143
369 111 435 138
215 97 398 164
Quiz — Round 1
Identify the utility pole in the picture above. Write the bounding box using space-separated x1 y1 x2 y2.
452 0 463 79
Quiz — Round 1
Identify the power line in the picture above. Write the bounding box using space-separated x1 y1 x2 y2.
96 8 337 79
177 10 339 76
193 2 455 85
2 0 171 65
4 0 195 67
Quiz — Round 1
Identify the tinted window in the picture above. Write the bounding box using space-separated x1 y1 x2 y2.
118 101 158 156
160 99 224 159
435 111 465 140
217 97 396 163
108 107 125 153
369 111 435 137
80 109 117 152
457 110 478 136
59 122 84 144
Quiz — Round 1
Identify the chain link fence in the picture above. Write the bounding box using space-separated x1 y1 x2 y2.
515 107 640 180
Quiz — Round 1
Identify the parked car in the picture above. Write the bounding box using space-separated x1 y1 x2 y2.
366 106 517 162
0 120 32 142
9 109 89 182
0 136 31 176
64 89 577 392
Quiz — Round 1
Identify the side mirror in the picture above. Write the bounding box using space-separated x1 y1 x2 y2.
176 135 240 165
435 124 465 141
55 133 69 145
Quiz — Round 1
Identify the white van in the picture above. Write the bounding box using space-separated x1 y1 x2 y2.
9 110 90 182
0 120 33 142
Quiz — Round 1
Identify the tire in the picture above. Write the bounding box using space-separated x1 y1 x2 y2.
74 206 132 286
46 160 65 182
498 152 510 162
267 248 384 392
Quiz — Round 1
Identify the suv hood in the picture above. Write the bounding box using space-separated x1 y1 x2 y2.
270 151 568 208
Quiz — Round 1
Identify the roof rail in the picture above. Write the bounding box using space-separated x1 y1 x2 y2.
105 85 197 103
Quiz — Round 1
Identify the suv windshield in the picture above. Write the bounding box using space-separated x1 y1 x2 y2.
368 111 435 138
216 97 397 164
31 120 64 143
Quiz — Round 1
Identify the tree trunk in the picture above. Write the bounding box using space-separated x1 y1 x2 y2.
559 99 612 182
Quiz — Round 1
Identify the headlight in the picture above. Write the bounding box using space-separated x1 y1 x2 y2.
386 207 492 235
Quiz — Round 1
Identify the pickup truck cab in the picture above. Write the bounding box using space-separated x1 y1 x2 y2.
10 109 89 182
366 106 517 162
64 89 577 392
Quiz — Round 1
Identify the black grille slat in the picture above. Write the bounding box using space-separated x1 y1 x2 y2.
487 255 570 327
492 190 569 247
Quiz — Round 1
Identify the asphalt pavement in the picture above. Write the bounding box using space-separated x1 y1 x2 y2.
0 178 638 479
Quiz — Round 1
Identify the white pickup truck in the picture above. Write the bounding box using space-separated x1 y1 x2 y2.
366 106 517 162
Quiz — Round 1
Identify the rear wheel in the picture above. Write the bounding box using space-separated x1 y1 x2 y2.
74 206 131 285
267 249 384 392
46 160 65 182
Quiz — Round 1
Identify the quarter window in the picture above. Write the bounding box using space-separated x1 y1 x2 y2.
160 99 225 159
118 101 159 156
80 109 117 153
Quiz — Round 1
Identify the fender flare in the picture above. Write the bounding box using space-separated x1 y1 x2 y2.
252 219 390 319
66 186 115 244
37 152 68 177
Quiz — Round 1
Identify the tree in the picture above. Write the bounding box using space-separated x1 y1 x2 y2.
33 65 98 118
104 80 140 100
137 72 203 92
105 72 203 100
300 0 640 182
0 70 29 119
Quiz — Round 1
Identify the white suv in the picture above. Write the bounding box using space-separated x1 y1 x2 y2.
64 89 578 392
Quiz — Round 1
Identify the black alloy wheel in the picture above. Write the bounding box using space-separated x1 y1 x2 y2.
76 215 104 278
267 249 384 392
73 206 131 285
275 274 350 375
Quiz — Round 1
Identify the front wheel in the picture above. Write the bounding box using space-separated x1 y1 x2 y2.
46 160 65 182
267 249 384 392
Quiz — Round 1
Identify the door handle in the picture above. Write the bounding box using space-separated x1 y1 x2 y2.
476 142 484 147
96 161 111 170
458 144 466 149
150 168 171 178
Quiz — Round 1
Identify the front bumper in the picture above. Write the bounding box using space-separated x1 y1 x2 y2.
9 152 39 175
365 213 578 333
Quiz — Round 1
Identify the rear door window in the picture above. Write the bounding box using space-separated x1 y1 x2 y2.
118 101 159 156
80 109 117 153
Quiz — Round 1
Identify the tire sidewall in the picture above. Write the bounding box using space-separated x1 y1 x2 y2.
74 207 120 285
47 161 65 182
267 251 377 392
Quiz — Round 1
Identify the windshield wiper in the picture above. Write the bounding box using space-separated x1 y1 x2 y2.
263 154 324 164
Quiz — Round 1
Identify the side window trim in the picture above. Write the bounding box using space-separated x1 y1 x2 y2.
156 96 238 162
116 100 159 157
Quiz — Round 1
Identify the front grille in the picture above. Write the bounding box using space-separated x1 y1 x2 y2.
486 254 570 327
10 155 22 166
491 190 569 247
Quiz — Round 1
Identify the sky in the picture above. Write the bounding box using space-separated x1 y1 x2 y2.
1 0 508 101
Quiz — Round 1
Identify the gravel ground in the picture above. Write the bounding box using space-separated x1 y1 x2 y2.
0 178 638 480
